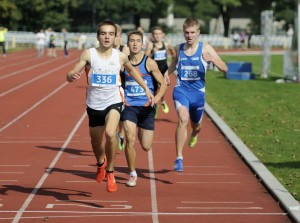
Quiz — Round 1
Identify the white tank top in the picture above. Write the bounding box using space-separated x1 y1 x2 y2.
86 48 124 110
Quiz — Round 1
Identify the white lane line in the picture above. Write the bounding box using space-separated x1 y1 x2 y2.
148 149 159 223
0 141 75 143
0 59 75 97
0 82 68 132
151 140 220 144
0 172 24 174
0 213 289 221
176 173 236 176
177 207 263 210
177 182 240 184
183 166 230 168
0 180 18 182
71 165 94 168
2 210 288 215
181 201 254 204
0 53 37 70
65 181 94 183
12 111 87 223
55 200 128 202
0 58 61 80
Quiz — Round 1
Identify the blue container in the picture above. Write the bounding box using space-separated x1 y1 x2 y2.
226 62 252 80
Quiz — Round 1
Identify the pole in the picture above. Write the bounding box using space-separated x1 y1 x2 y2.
298 1 300 82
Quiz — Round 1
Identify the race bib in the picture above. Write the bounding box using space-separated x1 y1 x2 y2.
91 73 116 86
126 80 147 96
180 65 201 81
154 50 167 60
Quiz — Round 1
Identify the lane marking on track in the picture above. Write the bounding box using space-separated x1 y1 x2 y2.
183 166 230 168
0 82 68 132
0 211 288 216
12 111 87 223
151 140 220 144
0 54 37 72
65 181 94 183
0 172 24 174
181 201 254 204
177 207 263 210
148 149 159 223
45 203 132 210
0 141 74 143
0 180 18 181
176 181 241 184
55 200 128 202
0 57 61 80
0 59 76 97
0 165 30 167
176 173 236 176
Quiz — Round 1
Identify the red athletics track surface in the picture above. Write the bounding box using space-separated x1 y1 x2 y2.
0 49 292 223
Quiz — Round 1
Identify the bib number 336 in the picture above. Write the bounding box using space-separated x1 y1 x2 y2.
91 74 116 86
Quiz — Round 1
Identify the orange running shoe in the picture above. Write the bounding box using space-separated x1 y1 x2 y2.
106 172 117 192
96 156 107 183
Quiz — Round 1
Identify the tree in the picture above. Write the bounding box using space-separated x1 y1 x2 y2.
211 0 243 37
0 0 21 29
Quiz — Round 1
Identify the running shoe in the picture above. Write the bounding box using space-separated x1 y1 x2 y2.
96 156 107 183
188 135 197 148
155 105 159 119
126 175 137 187
117 132 125 151
174 159 183 172
161 101 169 113
106 172 118 192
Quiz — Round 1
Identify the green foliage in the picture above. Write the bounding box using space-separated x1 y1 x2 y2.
0 0 297 34
206 54 300 201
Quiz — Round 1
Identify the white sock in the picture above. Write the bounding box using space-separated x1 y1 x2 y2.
176 157 183 160
129 171 137 177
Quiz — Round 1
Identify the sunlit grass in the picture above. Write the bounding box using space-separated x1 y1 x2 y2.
206 54 300 201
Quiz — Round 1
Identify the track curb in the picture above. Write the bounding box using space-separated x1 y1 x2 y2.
205 102 300 223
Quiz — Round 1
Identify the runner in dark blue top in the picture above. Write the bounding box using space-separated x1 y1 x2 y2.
121 30 167 187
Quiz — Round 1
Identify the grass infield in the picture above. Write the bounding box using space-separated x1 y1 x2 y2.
206 53 300 201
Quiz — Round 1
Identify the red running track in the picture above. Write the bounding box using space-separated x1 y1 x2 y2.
0 49 292 223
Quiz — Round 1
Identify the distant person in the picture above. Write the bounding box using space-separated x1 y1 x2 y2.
121 30 167 187
66 20 154 193
78 34 87 50
45 28 57 57
232 31 240 48
240 31 246 48
246 27 252 49
137 26 150 52
287 24 294 37
145 26 173 118
61 28 69 57
36 29 46 57
0 26 8 57
165 17 228 172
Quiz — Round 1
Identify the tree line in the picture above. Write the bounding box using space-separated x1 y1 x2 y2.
0 0 296 36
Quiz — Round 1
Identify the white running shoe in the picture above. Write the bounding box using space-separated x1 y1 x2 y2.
126 175 137 187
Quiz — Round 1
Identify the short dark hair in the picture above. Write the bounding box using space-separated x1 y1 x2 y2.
97 20 117 36
127 30 143 44
151 26 163 33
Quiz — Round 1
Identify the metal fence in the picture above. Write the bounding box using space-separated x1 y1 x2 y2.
5 31 292 50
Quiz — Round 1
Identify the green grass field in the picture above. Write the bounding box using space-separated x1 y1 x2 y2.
206 53 300 201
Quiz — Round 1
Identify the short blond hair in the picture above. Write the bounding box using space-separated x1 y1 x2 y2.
183 17 200 30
